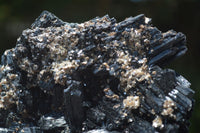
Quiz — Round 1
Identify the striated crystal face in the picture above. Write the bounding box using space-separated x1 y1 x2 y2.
0 11 194 133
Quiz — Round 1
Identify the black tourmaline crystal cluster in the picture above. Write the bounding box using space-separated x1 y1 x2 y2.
0 11 194 133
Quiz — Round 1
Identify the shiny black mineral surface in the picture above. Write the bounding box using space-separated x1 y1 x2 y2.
0 11 195 133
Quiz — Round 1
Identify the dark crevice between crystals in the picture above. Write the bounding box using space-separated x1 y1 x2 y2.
64 66 121 132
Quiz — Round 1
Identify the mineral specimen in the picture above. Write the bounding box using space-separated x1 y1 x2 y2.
0 11 194 133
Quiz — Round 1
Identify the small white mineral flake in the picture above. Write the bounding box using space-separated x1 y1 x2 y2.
123 96 140 109
145 17 151 24
161 97 176 118
152 116 164 129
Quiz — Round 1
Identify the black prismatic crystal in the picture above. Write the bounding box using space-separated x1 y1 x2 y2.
0 11 194 133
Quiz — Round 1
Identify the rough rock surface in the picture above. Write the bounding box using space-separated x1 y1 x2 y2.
0 11 194 133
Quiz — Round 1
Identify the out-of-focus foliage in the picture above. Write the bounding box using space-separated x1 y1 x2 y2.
0 0 199 132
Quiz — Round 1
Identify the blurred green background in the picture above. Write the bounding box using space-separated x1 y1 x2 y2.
0 0 199 132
